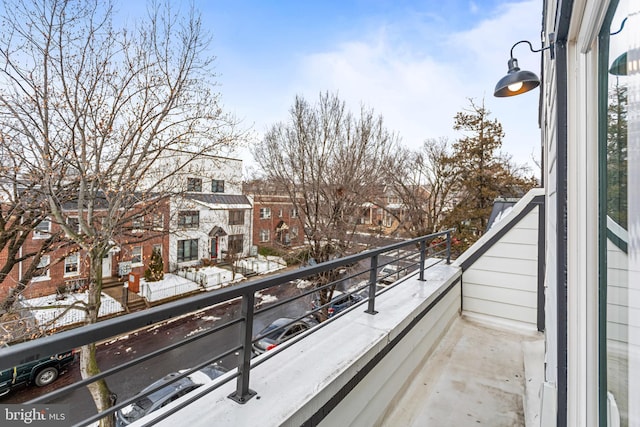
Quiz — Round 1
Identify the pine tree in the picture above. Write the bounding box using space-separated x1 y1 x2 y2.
607 81 627 228
144 248 164 282
443 99 536 252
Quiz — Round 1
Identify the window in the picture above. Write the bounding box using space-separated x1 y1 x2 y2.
291 226 298 238
34 219 51 238
67 217 80 233
290 208 298 218
177 239 199 262
259 207 271 219
229 210 244 225
259 229 270 242
278 209 283 218
228 234 243 254
152 213 164 231
131 246 143 265
211 180 225 193
186 178 202 192
178 211 199 229
132 214 144 231
32 255 50 281
64 253 80 276
153 243 162 256
598 3 635 425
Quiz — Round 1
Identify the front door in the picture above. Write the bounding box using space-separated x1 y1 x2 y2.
210 237 218 260
102 253 112 278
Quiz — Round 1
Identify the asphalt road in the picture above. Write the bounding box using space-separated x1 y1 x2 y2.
1 243 421 425
2 282 312 425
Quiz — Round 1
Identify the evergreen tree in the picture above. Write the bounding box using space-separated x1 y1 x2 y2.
443 99 536 252
144 248 164 282
607 81 627 228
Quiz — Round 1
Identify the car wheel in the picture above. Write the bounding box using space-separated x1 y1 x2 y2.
35 367 59 386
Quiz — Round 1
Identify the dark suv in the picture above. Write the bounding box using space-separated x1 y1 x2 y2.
0 349 77 397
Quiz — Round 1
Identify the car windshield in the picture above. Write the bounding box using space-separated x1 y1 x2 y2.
261 324 285 340
258 319 291 340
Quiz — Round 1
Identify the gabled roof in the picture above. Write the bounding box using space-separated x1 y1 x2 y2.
209 226 227 237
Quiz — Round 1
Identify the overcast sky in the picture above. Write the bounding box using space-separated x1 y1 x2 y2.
123 0 544 176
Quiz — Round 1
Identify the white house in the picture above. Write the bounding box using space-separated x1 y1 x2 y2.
536 0 637 425
166 154 253 269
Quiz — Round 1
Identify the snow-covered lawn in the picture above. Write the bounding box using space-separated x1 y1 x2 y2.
235 255 286 275
21 292 124 330
138 273 202 302
199 266 245 291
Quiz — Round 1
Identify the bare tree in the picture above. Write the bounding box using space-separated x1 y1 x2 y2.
384 138 458 237
0 0 239 424
253 92 398 314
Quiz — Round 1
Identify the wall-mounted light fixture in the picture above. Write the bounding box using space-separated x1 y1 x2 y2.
609 17 627 76
494 33 555 97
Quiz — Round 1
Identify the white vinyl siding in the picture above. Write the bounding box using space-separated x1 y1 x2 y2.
458 194 540 330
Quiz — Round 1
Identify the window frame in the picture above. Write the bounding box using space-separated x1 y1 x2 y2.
211 180 225 193
229 210 245 225
33 219 51 239
186 178 203 192
64 253 80 277
131 246 143 266
32 255 51 281
178 211 200 229
177 239 199 263
227 234 244 254
259 207 271 219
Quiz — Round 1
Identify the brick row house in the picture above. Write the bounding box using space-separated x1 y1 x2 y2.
243 181 305 249
0 154 252 301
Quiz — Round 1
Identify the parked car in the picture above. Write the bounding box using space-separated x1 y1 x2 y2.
378 265 407 285
116 364 227 426
0 349 77 397
311 290 363 319
350 281 388 299
252 317 312 355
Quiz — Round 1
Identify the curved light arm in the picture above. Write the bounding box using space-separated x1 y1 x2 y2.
510 33 555 60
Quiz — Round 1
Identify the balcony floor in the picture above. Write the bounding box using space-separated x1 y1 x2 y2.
380 316 544 427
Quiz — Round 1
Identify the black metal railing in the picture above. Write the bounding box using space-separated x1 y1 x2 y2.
0 230 453 426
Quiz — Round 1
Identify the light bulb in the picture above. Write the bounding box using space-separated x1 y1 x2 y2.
508 81 523 92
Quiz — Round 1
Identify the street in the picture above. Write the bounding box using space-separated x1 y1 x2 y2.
1 244 421 425
1 282 311 425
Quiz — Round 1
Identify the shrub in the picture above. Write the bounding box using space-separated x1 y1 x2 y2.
144 248 164 282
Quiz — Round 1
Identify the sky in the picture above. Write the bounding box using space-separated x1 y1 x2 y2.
122 0 544 177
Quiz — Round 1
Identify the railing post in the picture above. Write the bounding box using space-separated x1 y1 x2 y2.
446 230 452 264
419 239 426 281
366 254 378 315
228 292 257 404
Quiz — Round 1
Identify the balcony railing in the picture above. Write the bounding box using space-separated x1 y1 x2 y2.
0 230 453 426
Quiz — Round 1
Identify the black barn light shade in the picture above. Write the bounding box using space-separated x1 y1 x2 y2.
494 57 541 97
494 34 555 98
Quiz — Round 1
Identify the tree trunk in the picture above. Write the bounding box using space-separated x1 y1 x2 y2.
80 343 115 427
78 249 115 427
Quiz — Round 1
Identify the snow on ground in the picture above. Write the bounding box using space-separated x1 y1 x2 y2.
200 266 245 291
255 291 278 305
235 255 287 275
20 257 290 331
138 273 201 302
21 292 124 330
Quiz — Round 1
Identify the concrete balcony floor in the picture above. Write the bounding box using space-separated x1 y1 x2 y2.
380 316 544 427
